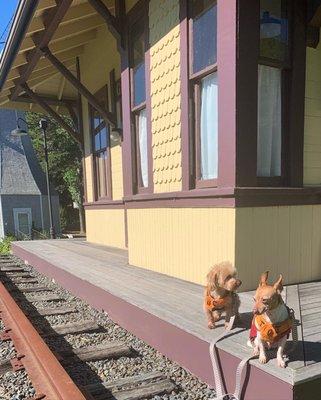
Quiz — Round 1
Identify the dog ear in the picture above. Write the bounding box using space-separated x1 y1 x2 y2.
273 274 283 293
207 266 219 291
259 270 269 287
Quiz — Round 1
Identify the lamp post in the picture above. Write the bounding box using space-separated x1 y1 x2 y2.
11 117 56 239
39 118 56 239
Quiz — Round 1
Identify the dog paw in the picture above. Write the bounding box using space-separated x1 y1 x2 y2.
277 358 285 368
259 354 267 364
208 321 215 329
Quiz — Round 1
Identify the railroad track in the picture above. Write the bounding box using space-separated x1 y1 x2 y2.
0 254 177 400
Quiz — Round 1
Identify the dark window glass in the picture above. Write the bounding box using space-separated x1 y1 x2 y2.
260 0 288 61
132 26 146 106
192 0 217 74
94 132 100 151
134 63 146 106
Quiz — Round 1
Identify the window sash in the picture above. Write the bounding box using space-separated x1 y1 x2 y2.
189 1 218 188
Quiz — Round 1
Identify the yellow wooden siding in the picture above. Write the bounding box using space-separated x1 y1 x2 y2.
79 25 123 202
85 209 126 249
111 146 123 200
149 0 182 193
235 205 321 291
127 208 235 285
304 44 321 185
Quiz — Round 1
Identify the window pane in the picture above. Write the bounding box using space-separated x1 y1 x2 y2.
132 23 146 106
192 1 217 74
94 115 101 129
100 126 108 149
200 72 218 180
137 109 148 187
260 0 288 61
18 213 30 235
97 151 107 197
133 62 146 106
94 132 101 151
257 65 282 177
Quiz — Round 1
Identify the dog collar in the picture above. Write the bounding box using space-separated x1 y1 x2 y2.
252 313 293 344
205 294 229 311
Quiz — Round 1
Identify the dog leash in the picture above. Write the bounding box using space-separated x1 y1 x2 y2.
209 316 257 400
209 309 299 400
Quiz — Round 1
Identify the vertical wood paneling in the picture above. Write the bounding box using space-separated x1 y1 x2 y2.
85 209 126 249
235 205 321 290
127 208 235 285
111 146 124 200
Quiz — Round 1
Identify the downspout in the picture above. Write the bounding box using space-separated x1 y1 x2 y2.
0 0 39 91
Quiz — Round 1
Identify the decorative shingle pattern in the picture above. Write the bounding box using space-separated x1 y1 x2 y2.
149 0 182 193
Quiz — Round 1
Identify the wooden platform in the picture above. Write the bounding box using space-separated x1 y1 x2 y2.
11 239 321 400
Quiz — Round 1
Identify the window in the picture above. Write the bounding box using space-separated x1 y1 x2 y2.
257 0 290 181
189 0 218 187
89 86 112 200
129 15 149 192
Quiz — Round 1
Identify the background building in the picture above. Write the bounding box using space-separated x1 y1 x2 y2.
0 108 60 238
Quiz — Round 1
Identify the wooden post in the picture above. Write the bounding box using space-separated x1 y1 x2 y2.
41 47 117 127
87 0 122 45
22 83 82 145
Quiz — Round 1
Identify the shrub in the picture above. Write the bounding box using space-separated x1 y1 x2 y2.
0 236 15 254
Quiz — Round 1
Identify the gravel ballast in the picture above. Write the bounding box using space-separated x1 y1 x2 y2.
0 256 216 400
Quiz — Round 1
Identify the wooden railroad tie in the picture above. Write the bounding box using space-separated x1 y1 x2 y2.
31 306 78 317
83 371 176 400
59 342 133 364
27 293 64 302
43 320 101 336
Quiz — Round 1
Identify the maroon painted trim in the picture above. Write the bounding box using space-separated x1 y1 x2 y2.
235 0 259 187
84 200 124 209
179 0 191 191
11 243 294 400
120 46 134 197
84 186 321 209
287 0 306 187
145 47 154 193
217 0 237 188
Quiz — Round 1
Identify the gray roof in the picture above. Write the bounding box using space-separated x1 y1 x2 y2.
0 108 56 196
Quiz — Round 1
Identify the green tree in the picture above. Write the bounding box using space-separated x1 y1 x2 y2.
26 112 85 233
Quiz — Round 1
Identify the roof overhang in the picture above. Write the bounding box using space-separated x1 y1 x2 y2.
0 0 117 117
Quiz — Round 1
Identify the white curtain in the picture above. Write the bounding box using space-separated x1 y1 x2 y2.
257 65 282 177
200 72 218 180
138 108 148 187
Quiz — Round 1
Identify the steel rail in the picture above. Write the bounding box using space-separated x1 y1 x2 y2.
0 280 86 400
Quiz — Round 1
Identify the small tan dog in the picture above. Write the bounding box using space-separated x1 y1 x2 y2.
204 261 242 329
248 271 293 368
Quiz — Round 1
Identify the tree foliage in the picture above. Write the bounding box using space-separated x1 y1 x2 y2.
25 112 83 228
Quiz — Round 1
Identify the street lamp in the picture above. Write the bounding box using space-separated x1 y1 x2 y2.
39 118 56 240
11 117 56 239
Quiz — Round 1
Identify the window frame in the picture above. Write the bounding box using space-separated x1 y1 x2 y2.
89 85 113 201
128 6 152 194
257 0 292 186
188 0 219 189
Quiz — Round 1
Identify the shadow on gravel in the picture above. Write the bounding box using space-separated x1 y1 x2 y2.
3 275 137 400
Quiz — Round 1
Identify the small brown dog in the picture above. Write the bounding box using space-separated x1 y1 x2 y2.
248 271 293 368
204 261 242 329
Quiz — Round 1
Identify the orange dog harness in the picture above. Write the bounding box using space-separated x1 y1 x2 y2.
251 314 293 344
205 294 228 311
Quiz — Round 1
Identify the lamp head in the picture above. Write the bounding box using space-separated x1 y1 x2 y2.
39 118 48 130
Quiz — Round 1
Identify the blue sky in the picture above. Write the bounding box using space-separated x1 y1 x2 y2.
0 0 19 52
